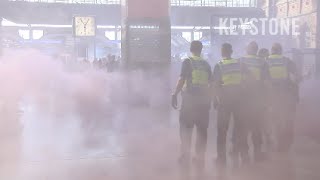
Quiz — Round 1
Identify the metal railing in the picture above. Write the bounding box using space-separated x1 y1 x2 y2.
9 0 257 7
9 0 121 4
171 0 257 7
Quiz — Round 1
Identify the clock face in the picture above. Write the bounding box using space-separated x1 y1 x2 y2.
74 16 96 37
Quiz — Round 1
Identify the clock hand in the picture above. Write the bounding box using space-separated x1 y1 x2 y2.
84 26 87 35
84 19 89 26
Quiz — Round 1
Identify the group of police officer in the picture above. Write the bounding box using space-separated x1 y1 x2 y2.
171 40 300 173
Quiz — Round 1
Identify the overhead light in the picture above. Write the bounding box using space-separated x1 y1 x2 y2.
2 18 28 27
97 25 116 29
172 26 210 30
31 24 72 28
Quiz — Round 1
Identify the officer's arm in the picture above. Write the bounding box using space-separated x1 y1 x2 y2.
206 62 214 96
173 77 186 96
211 64 222 107
212 64 222 96
173 60 188 95
288 59 301 84
287 59 301 103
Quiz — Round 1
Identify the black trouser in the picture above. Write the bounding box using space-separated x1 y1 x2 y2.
179 96 210 160
216 100 246 166
243 94 266 161
269 84 298 152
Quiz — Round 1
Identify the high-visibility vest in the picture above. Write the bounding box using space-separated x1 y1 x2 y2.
185 56 210 91
267 54 289 81
219 58 242 86
241 55 265 81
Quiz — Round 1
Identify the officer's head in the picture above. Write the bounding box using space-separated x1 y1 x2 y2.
271 43 283 55
246 41 259 55
258 48 270 58
221 43 233 58
190 41 203 56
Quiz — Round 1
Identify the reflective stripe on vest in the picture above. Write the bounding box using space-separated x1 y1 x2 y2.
242 55 263 81
219 59 242 86
268 55 288 80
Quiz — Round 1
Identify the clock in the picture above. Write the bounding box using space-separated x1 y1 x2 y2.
73 16 96 37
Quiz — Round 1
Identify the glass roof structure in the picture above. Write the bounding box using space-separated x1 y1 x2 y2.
9 0 257 7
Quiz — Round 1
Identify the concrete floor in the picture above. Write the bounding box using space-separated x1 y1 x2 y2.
1 80 320 180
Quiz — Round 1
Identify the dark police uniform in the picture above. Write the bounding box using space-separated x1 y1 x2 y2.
267 54 299 152
240 55 269 161
213 58 247 166
179 55 212 162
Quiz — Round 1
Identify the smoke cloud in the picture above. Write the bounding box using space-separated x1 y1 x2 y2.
0 49 171 163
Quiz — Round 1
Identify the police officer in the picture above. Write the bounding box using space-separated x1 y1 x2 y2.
213 43 247 169
240 41 269 162
267 43 300 152
258 48 270 60
172 41 212 170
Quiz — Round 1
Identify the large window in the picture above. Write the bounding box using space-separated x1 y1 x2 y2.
193 31 202 41
18 30 30 40
105 31 116 40
18 29 44 40
32 30 44 39
9 0 257 7
182 32 192 42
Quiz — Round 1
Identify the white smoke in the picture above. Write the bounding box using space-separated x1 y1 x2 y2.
0 49 170 162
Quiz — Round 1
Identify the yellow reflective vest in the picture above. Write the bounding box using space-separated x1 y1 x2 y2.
219 58 242 86
241 55 264 81
189 56 209 86
267 54 289 81
185 56 210 92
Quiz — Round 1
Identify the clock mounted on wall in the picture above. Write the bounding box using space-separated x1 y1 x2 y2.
73 16 96 37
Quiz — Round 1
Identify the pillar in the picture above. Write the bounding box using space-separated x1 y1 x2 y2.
0 0 8 57
0 17 2 57
121 0 171 69
121 0 171 113
316 0 320 76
